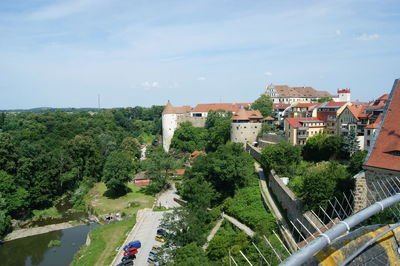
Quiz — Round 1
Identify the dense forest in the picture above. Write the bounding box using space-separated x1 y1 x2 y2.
0 106 163 235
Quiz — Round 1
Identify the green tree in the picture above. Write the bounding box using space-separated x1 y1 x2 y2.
0 112 5 129
173 242 210 266
317 97 333 103
181 175 214 210
205 111 232 152
145 147 176 193
342 128 360 158
302 133 343 162
298 168 336 210
162 207 210 247
120 137 141 159
102 151 134 197
0 210 11 236
251 94 273 117
171 122 208 152
68 135 101 183
0 171 29 215
186 142 254 202
0 133 17 174
206 235 231 261
293 161 351 210
261 141 301 175
348 150 368 175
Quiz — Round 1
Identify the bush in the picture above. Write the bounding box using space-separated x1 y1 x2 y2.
348 150 368 175
224 184 276 235
291 161 352 210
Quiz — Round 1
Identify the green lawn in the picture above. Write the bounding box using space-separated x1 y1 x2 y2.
85 182 155 216
71 216 136 266
31 206 62 219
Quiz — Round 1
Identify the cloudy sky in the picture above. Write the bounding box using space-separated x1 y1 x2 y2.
0 0 399 109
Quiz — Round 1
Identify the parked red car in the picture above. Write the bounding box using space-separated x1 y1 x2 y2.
123 248 138 256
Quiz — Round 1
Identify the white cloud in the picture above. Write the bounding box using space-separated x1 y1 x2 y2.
354 33 379 41
28 0 108 20
264 72 273 76
141 81 160 90
197 77 206 81
335 29 341 36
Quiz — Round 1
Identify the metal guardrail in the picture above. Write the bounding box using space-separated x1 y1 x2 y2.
280 193 400 266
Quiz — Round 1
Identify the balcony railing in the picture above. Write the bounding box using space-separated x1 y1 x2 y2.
298 127 309 130
297 134 309 139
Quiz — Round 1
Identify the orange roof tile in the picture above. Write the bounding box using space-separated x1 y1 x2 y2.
162 102 192 114
264 116 275 121
365 79 400 172
231 109 263 120
190 150 206 158
347 105 364 120
192 103 251 113
365 114 382 129
324 101 348 107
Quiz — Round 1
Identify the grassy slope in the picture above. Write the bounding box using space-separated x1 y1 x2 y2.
71 216 136 266
85 182 154 215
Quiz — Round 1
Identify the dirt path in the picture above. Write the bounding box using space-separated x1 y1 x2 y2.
203 218 224 250
5 222 75 241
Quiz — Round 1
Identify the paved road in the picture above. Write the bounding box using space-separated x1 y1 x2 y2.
111 185 180 266
155 182 180 209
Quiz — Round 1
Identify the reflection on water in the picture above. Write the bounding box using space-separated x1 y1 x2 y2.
0 223 99 266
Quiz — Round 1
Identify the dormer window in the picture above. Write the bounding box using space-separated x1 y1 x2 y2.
386 150 400 156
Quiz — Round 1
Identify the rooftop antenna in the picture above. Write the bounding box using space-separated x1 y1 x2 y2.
98 94 101 109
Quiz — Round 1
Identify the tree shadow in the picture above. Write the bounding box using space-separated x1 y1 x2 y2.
103 186 132 199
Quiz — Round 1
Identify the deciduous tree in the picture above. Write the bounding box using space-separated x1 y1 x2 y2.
251 94 273 117
261 140 301 175
102 151 134 197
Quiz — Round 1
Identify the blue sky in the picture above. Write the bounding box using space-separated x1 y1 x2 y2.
0 0 399 109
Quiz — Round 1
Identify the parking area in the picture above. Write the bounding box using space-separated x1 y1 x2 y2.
111 185 180 266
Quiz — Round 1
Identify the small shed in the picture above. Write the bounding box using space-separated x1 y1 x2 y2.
133 171 150 187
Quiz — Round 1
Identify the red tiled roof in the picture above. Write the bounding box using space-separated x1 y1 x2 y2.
162 102 192 114
264 116 275 121
231 109 263 121
365 80 400 172
190 150 206 158
365 114 382 129
324 101 348 107
347 105 365 120
162 169 186 175
269 85 335 98
192 103 251 113
378 94 390 101
273 103 290 109
285 117 323 128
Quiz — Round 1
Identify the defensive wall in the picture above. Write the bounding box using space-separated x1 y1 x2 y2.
246 144 324 237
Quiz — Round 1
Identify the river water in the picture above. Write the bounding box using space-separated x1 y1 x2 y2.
0 223 99 266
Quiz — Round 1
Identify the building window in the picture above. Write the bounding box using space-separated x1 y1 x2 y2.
367 140 370 146
367 130 371 136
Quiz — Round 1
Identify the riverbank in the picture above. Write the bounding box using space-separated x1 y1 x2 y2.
71 216 137 266
5 221 79 241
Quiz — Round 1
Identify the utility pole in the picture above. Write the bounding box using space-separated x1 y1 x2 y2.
98 94 101 109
